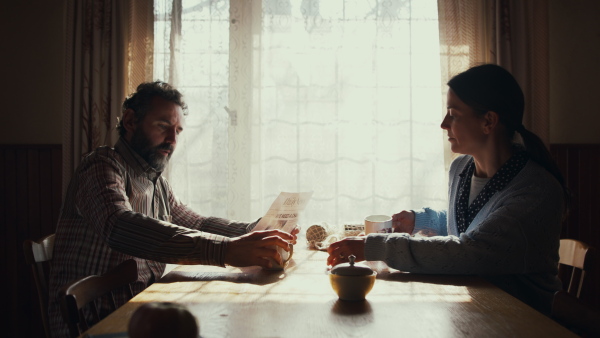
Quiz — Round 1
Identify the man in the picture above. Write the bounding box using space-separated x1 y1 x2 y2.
48 81 297 337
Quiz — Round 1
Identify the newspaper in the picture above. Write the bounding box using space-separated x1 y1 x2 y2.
252 192 313 234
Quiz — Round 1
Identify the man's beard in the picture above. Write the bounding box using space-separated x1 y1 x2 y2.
129 129 174 172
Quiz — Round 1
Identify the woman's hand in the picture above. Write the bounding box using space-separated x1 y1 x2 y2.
225 230 294 269
326 237 367 266
392 210 415 234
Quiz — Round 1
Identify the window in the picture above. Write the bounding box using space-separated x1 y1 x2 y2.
154 0 447 227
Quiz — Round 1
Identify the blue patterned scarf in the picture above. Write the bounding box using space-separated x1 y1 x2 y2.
455 150 529 234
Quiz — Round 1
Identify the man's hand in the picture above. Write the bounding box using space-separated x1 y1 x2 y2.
392 210 415 234
326 237 367 267
289 226 301 244
225 230 294 269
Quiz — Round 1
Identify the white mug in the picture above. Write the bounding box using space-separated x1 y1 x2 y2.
364 215 393 234
264 245 294 271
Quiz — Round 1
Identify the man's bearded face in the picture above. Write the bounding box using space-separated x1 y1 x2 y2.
130 127 174 172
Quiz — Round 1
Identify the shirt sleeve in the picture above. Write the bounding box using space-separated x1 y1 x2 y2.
364 179 563 275
412 208 448 236
164 178 258 237
75 153 238 267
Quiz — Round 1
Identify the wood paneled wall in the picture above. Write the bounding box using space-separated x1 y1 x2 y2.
551 144 600 309
1 145 62 338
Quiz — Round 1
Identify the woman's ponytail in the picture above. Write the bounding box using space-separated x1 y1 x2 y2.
518 127 571 214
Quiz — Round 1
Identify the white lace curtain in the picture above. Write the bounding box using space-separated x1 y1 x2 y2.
154 0 448 226
60 0 550 229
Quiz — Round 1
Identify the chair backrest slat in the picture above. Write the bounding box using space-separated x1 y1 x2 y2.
559 239 588 269
558 239 596 299
59 259 138 338
23 234 56 338
31 235 55 262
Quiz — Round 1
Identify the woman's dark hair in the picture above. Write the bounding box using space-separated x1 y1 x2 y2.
447 64 570 212
116 81 188 137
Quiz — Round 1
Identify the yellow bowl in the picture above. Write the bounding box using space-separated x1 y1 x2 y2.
328 271 376 301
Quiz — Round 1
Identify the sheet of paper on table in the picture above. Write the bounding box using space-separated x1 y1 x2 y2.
252 191 313 234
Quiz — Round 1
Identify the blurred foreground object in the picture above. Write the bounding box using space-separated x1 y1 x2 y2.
128 302 199 338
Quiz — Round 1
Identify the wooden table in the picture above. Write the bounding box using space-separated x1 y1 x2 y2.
83 243 575 337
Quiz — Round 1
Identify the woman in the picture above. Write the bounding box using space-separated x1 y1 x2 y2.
327 64 569 315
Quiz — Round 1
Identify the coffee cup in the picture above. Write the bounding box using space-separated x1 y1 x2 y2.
264 245 293 271
364 215 392 234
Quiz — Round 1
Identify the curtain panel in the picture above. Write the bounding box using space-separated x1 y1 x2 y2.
437 0 550 148
490 0 550 145
63 0 153 194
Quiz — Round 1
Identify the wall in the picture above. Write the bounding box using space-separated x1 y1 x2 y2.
549 0 600 144
1 145 62 338
1 2 67 336
551 144 600 308
0 1 65 144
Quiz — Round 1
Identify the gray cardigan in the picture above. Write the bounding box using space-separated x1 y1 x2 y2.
365 154 564 314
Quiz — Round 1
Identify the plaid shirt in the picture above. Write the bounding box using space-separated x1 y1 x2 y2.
48 137 253 337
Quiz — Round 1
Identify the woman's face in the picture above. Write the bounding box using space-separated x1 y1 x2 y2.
441 89 487 156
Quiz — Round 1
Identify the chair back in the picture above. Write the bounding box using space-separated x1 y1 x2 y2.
23 234 55 338
558 239 596 298
59 259 138 338
552 290 600 337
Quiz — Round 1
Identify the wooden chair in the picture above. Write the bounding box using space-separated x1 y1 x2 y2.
59 259 138 338
558 239 596 298
552 290 600 337
23 234 55 338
